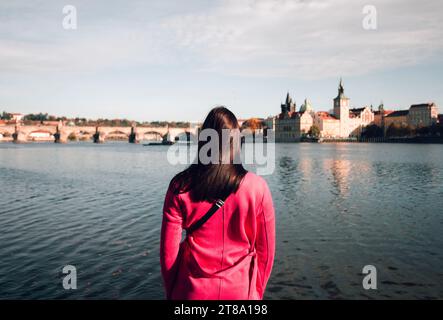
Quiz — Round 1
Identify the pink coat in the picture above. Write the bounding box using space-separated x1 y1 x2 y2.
160 172 275 300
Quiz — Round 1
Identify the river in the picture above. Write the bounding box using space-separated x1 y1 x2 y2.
0 142 442 299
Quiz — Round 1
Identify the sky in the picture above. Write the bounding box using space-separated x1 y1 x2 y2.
0 0 442 122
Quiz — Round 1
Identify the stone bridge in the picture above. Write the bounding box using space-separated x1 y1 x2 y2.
0 122 198 143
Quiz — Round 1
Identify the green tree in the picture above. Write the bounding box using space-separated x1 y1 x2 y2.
24 113 48 122
308 125 321 138
362 124 383 138
1 111 12 120
386 123 414 137
386 123 400 137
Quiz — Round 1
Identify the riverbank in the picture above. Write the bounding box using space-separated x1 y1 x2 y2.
309 136 443 144
289 136 443 144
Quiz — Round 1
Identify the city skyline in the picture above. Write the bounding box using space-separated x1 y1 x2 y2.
2 76 439 123
1 0 443 121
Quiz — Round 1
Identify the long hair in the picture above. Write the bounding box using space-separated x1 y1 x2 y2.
170 106 247 202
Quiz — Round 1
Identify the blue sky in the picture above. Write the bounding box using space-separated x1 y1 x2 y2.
0 0 442 122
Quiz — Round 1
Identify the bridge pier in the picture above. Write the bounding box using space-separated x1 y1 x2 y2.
93 132 104 143
129 126 138 143
55 122 67 143
128 133 138 143
12 124 27 143
93 126 104 143
12 132 27 143
54 132 68 143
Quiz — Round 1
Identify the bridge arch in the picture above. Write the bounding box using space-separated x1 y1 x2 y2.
140 131 164 142
0 129 13 138
102 130 130 141
65 130 94 142
27 129 56 142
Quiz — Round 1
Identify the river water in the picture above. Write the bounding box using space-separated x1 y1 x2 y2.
0 142 442 299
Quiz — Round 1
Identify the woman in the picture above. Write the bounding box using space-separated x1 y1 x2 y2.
160 107 275 300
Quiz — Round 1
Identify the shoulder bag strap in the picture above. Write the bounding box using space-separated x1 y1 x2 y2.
187 198 226 235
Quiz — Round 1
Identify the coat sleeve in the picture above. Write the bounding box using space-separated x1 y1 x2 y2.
160 186 184 299
255 181 276 299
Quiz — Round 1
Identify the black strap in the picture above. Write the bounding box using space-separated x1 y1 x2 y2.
187 199 226 235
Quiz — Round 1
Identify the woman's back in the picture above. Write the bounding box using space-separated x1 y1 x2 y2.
161 172 275 300
160 106 275 300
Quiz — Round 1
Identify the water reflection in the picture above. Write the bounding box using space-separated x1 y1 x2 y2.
277 156 298 199
298 158 313 182
329 159 351 198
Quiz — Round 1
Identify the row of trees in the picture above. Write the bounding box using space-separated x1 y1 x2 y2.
361 124 384 138
0 111 191 128
24 113 52 121
141 121 190 128
1 111 12 120
71 119 190 127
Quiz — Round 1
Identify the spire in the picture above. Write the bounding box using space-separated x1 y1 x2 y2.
335 77 347 100
285 92 291 105
378 100 384 112
338 78 344 95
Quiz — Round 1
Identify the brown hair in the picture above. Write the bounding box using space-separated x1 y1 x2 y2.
170 106 247 202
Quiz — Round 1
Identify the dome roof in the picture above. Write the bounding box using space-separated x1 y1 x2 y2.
299 98 313 113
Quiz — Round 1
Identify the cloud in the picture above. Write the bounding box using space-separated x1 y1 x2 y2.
163 0 443 79
0 1 180 74
0 25 177 74
1 0 442 79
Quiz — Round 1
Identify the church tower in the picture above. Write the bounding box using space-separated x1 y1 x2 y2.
333 78 350 137
378 101 385 129
281 92 296 113
333 78 350 119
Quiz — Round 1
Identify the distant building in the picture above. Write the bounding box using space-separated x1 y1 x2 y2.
10 113 24 122
373 103 393 129
263 116 276 131
281 92 296 113
273 80 439 141
407 103 438 127
332 78 351 137
275 79 375 141
384 110 409 129
314 111 340 138
299 98 313 114
347 106 374 137
382 103 439 131
275 94 313 142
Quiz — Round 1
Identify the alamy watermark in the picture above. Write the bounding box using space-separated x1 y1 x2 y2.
362 265 377 290
62 265 77 290
362 5 377 30
62 5 77 30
